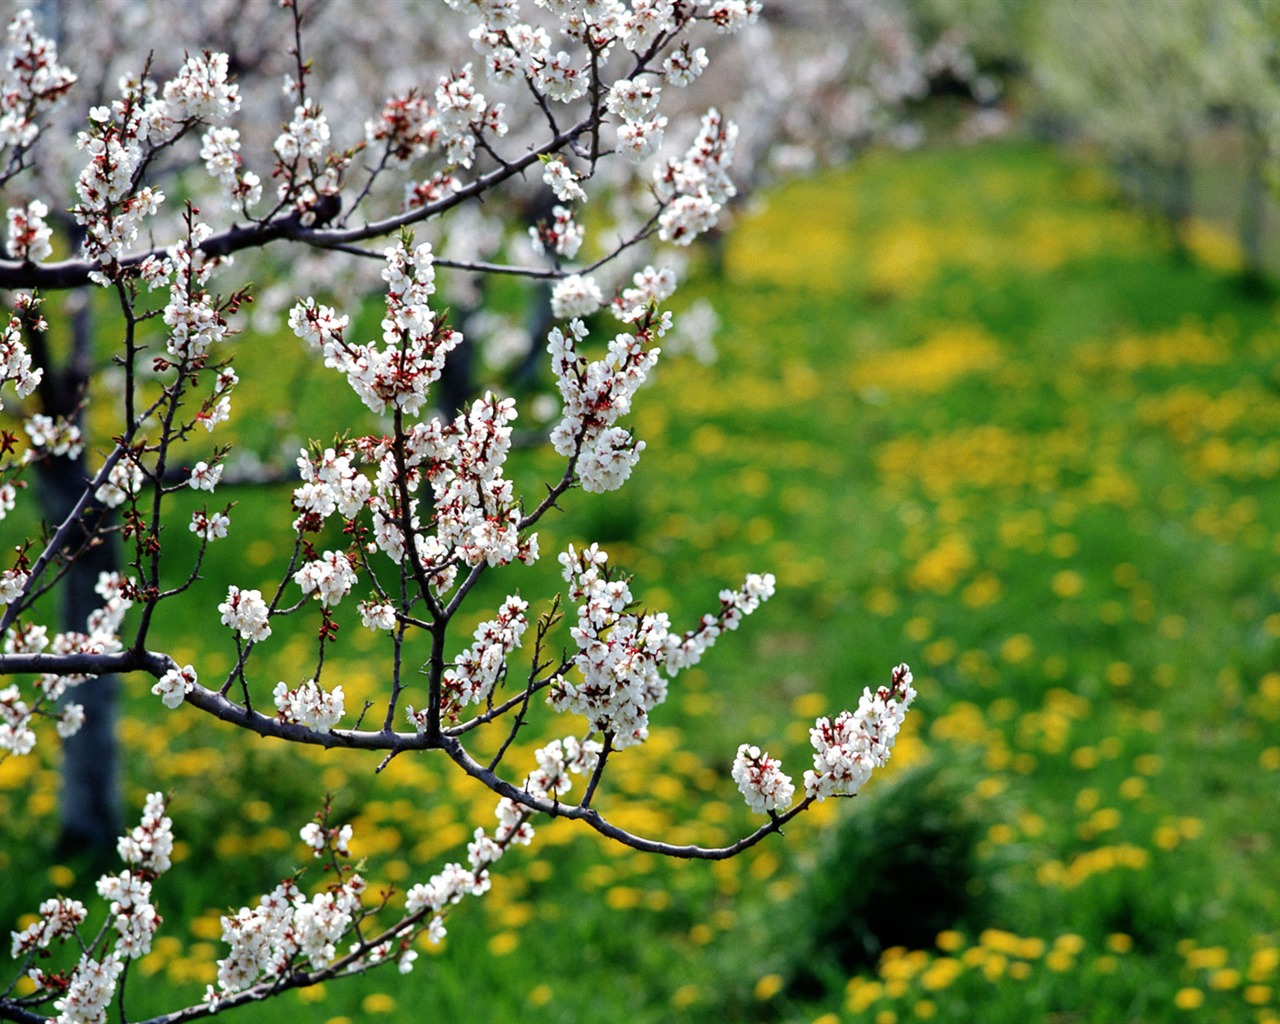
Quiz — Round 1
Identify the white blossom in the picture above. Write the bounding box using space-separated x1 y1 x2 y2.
804 664 916 800
152 665 196 710
6 199 52 262
542 157 586 203
293 550 358 607
551 273 604 319
732 743 795 814
218 586 271 643
273 679 345 731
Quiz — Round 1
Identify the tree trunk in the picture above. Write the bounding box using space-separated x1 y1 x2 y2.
30 290 124 858
39 462 123 858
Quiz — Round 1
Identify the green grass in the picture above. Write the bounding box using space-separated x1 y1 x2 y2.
4 138 1280 1023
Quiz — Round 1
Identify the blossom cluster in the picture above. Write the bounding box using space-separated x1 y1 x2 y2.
0 682 34 755
550 544 773 747
529 203 584 260
5 198 51 262
49 954 124 1024
10 795 175 1022
300 820 353 858
294 550 358 608
272 99 343 218
0 9 75 152
9 896 87 959
158 223 234 363
218 585 272 643
293 446 371 530
732 744 795 815
731 664 918 815
0 570 140 751
94 452 144 509
152 664 197 710
804 663 917 800
548 317 662 494
216 871 366 993
289 240 459 417
200 124 261 211
22 411 83 462
428 594 529 720
272 678 346 732
0 294 43 414
366 89 438 166
72 51 239 267
117 787 175 873
404 393 533 567
654 107 738 244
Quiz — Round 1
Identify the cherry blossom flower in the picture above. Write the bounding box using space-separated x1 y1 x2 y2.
5 199 51 262
529 204 584 259
188 461 222 492
542 157 586 203
189 509 230 541
218 586 272 643
551 273 604 319
804 664 916 800
436 595 528 714
550 544 775 747
152 665 197 710
0 9 76 151
732 744 795 814
9 897 86 958
294 550 358 608
359 599 397 631
52 953 124 1024
273 679 346 731
94 457 144 509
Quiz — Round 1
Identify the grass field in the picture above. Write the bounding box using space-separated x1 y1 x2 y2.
3 139 1280 1023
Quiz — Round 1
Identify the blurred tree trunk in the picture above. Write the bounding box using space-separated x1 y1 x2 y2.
31 290 123 858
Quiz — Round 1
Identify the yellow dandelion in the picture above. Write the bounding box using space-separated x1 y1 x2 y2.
1209 968 1241 990
1173 987 1205 1010
1018 937 1046 960
921 957 964 990
754 973 784 1001
361 993 397 1015
487 931 519 956
1250 947 1280 980
936 930 965 953
1051 570 1084 599
1106 934 1134 954
1055 934 1087 956
845 977 884 1014
1185 947 1230 971
1045 950 1075 973
1000 633 1035 664
1070 746 1099 770
660 983 704 1013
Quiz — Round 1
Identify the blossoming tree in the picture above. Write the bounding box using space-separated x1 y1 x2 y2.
0 1 915 1020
